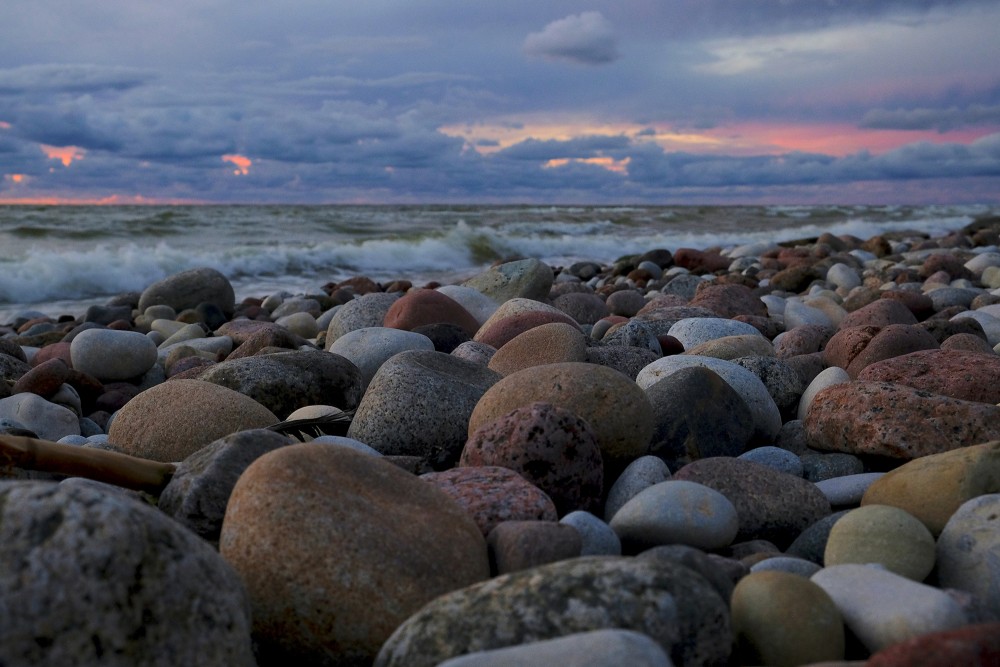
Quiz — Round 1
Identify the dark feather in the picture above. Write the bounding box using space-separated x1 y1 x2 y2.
267 410 355 442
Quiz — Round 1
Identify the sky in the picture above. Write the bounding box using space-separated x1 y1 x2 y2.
1 0 999 205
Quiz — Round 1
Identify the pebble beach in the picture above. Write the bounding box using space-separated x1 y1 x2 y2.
2 215 1000 666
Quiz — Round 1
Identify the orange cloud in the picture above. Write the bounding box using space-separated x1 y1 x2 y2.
41 144 86 167
544 156 631 174
4 174 28 184
223 154 252 175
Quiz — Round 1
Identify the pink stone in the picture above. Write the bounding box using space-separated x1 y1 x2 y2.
858 348 1000 403
844 324 939 378
689 283 768 319
384 289 480 337
11 358 70 397
839 299 918 329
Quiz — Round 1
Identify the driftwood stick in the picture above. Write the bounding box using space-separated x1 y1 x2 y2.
0 435 175 495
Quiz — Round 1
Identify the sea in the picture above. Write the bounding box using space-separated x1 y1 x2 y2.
2 203 997 324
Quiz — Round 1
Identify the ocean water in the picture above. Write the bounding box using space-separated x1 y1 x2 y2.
1 203 996 323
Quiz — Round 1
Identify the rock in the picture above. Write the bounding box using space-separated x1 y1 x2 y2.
843 324 940 378
606 290 647 317
348 350 501 469
552 292 611 324
774 324 834 358
0 480 254 666
738 446 804 477
861 441 1000 535
585 345 661 380
865 621 1000 667
0 393 80 441
462 258 554 303
688 283 768 319
731 355 803 419
486 521 582 574
560 511 622 556
798 366 851 420
474 300 581 350
374 555 731 667
108 379 278 462
138 267 236 316
274 311 319 339
326 326 435 391
667 317 763 349
673 247 732 274
384 288 480 336
826 263 862 290
196 349 363 419
840 298 919 329
769 264 822 292
810 564 968 654
487 322 588 376
435 285 500 325
684 334 774 360
731 571 845 667
920 252 975 281
824 505 936 581
69 329 157 382
420 466 558 536
858 349 1000 403
324 292 400 343
673 457 832 547
785 510 851 564
604 455 672 521
783 299 836 330
461 402 603 515
609 480 740 552
158 429 293 544
814 472 884 507
469 362 654 474
880 290 935 319
224 322 306 358
644 366 754 463
601 319 662 355
749 555 823 578
637 355 782 443
434 629 673 667
940 332 997 354
411 322 470 353
451 340 497 366
10 357 70 397
804 381 1000 460
220 444 488 666
936 493 1000 618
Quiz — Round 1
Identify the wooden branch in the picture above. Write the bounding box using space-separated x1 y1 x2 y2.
0 435 176 495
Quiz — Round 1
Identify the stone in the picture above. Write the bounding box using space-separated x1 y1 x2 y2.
559 511 622 556
326 326 435 391
411 322 471 353
673 457 832 547
324 292 400 343
940 332 996 354
667 317 763 350
824 505 936 581
644 366 754 463
451 340 497 366
605 290 646 317
374 555 731 667
857 348 1000 403
839 298 918 329
10 357 70 397
138 266 236 316
486 521 582 574
927 287 979 312
604 455 672 521
880 289 935 319
801 451 865 483
487 322 588 376
637 355 782 443
920 252 975 281
601 319 662 355
0 480 254 666
861 441 1000 535
773 324 834 358
783 299 835 329
552 292 610 324
684 334 774 360
936 493 1000 618
731 571 845 667
434 629 673 667
421 466 557 536
810 564 968 653
221 445 489 666
731 355 803 419
738 446 804 477
865 621 1000 667
673 247 731 274
435 285 500 325
798 366 851 420
158 429 293 545
475 303 581 350
785 510 851 564
584 345 661 380
749 555 823 578
814 472 884 507
804 381 1000 460
461 402 603 515
195 349 363 419
462 258 554 303
0 393 80 441
844 324 940 378
384 288 480 336
274 311 319 339
688 283 768 318
69 329 158 382
826 263 862 290
108 379 278 462
609 480 740 551
349 351 501 469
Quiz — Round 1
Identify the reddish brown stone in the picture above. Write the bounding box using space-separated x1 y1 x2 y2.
11 358 70 397
774 324 834 358
166 356 216 378
768 264 821 292
866 622 1000 667
845 323 939 378
858 348 1000 403
940 333 996 354
215 320 299 345
383 289 480 337
919 253 974 281
226 326 304 360
486 521 582 575
804 381 1000 460
839 298 918 329
673 248 731 274
880 290 935 320
420 466 558 537
474 310 580 350
823 325 881 370
689 283 768 319
861 235 892 256
31 341 72 368
333 275 382 295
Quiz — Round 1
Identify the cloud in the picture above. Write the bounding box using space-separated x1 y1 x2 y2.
497 134 631 161
523 12 619 65
860 104 1000 132
0 64 153 95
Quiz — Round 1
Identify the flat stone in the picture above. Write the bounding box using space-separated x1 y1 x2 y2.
220 444 488 666
936 493 1000 619
824 505 936 581
434 629 673 667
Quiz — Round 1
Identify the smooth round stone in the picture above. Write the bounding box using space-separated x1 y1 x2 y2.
810 564 968 653
609 480 740 551
728 240 778 258
451 340 497 366
827 263 862 290
158 322 210 348
274 311 319 339
139 267 235 316
560 511 622 556
760 294 786 318
604 455 672 521
606 290 647 317
825 505 936 581
951 310 1000 346
684 334 774 360
750 555 823 578
731 570 845 667
384 288 480 337
57 434 89 445
784 299 835 330
937 493 1000 617
324 292 400 343
486 520 582 575
435 629 673 667
0 480 254 666
435 285 500 325
927 286 978 311
311 435 381 456
157 335 233 364
487 322 587 376
144 304 177 321
637 355 782 443
739 446 804 477
815 472 885 507
731 355 804 419
0 393 80 441
270 297 320 318
797 366 851 420
667 317 763 350
965 251 1000 273
803 295 848 327
553 292 611 324
461 258 554 303
70 328 157 382
327 326 435 391
601 320 662 355
10 357 71 397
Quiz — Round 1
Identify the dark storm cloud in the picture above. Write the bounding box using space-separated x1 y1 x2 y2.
0 64 153 95
861 105 1000 132
523 12 620 65
497 135 631 161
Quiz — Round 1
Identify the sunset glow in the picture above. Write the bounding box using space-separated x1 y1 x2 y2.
41 145 85 167
544 156 631 174
222 154 252 175
4 174 27 184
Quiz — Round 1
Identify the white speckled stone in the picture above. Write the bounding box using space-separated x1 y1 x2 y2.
797 366 851 421
667 318 763 350
71 328 158 382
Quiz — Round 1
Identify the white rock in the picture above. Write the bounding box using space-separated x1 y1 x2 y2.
965 252 1000 274
951 310 1000 346
936 493 1000 617
667 317 763 350
783 299 834 330
436 284 501 325
798 366 851 421
560 511 622 556
826 263 862 290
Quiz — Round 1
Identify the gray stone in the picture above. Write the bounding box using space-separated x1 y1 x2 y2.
602 320 662 354
785 510 851 564
324 292 400 343
327 326 435 391
70 329 158 382
605 455 671 521
801 451 865 483
585 344 661 380
560 511 622 556
798 366 851 421
750 556 823 578
738 446 804 477
451 340 497 366
462 258 554 303
637 544 738 604
826 263 862 290
436 285 501 325
937 493 1000 618
138 266 236 316
815 472 885 507
0 393 80 441
0 480 254 666
667 317 763 350
731 356 804 420
435 629 674 667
